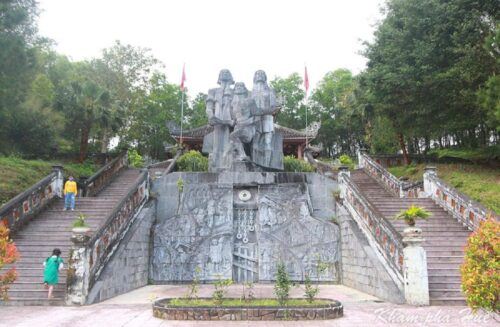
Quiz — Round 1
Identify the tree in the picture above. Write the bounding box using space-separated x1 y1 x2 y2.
363 0 499 160
186 92 208 128
0 0 40 153
125 73 187 159
270 73 315 130
311 69 365 156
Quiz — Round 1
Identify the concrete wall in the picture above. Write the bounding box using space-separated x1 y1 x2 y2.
338 205 405 304
86 201 156 304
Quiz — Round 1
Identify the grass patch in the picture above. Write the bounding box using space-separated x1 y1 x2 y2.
0 157 98 206
388 163 500 213
428 145 500 162
168 298 331 308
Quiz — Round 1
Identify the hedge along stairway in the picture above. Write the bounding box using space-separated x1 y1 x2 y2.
350 169 471 306
2 168 141 306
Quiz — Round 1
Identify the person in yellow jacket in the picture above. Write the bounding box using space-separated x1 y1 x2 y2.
63 176 78 211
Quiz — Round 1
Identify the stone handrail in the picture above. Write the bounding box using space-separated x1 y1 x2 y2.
87 170 149 289
163 150 182 174
0 166 63 233
304 150 337 178
81 151 128 197
358 151 423 198
339 171 404 286
423 168 498 230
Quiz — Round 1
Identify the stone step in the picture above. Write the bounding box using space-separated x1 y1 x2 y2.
0 297 65 306
427 268 461 276
429 298 466 306
426 250 465 256
428 262 465 269
7 282 66 291
8 275 67 283
7 289 66 298
427 256 465 263
429 289 465 298
429 282 462 289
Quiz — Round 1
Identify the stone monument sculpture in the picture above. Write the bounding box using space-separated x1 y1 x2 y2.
203 69 283 172
251 70 281 168
204 69 235 171
229 82 256 161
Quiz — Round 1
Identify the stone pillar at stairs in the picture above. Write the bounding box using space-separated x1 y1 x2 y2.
423 166 437 197
357 148 367 169
66 228 91 305
51 165 64 198
403 227 429 306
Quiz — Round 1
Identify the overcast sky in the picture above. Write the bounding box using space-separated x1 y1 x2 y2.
38 0 385 96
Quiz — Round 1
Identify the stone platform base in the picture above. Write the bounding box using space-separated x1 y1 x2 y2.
153 298 343 321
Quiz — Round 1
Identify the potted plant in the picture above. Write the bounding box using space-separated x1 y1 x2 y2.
72 213 90 234
395 205 430 226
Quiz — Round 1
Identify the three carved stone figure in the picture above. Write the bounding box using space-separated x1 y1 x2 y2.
203 69 283 172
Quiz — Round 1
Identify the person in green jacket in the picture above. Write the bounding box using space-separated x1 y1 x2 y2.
43 248 64 299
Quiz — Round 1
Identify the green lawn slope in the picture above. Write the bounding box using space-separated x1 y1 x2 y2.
388 163 499 214
0 157 98 206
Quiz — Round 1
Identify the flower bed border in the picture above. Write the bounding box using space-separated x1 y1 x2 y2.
153 298 343 321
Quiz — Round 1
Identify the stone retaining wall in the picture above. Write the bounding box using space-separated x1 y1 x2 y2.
86 201 156 304
338 205 405 303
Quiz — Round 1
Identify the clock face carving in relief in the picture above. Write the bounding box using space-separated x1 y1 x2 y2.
238 190 252 202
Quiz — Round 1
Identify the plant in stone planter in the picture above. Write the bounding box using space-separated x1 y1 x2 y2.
395 205 430 226
185 266 201 300
72 213 88 228
274 261 291 306
304 274 319 303
212 275 233 306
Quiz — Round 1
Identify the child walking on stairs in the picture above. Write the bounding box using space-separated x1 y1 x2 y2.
43 248 64 299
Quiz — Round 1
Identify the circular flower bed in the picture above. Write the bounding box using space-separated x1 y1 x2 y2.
153 298 343 321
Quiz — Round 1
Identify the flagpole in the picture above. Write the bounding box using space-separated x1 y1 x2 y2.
180 63 186 147
304 64 309 150
180 90 184 146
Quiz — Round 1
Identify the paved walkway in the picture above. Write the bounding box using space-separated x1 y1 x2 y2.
0 284 498 326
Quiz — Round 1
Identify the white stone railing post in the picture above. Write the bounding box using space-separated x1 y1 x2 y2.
403 227 429 306
423 166 437 197
66 229 91 305
357 148 367 169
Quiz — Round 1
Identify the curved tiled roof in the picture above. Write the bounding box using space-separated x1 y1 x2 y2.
170 122 320 141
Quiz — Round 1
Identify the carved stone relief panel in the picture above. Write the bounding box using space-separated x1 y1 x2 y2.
151 184 233 282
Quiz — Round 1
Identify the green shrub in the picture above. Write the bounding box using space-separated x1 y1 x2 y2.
274 261 291 305
212 276 233 306
177 150 208 172
128 149 144 168
283 156 314 172
461 217 500 311
339 154 354 169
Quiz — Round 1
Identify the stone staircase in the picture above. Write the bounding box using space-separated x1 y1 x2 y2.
2 169 141 306
351 169 471 306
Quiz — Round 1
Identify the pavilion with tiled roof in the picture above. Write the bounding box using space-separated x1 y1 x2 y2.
169 122 321 159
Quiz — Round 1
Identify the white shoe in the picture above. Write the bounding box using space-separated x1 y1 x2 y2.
71 209 75 211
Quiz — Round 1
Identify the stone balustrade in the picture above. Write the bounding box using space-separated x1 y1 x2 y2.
358 150 423 198
67 171 149 305
338 170 404 288
0 166 63 232
423 167 497 230
81 151 128 197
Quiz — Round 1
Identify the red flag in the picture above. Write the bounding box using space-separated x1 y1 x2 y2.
304 66 309 94
180 64 186 91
